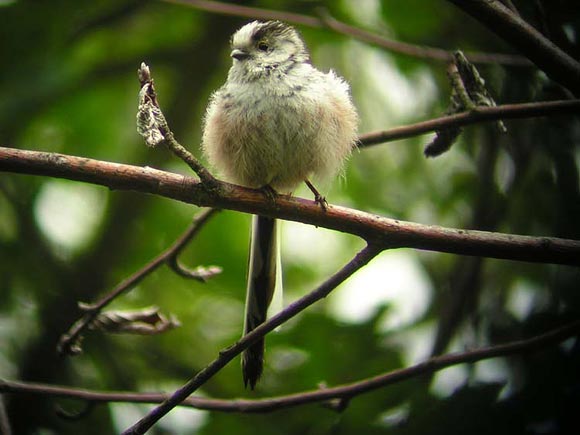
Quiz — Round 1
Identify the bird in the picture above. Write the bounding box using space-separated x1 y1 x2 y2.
202 20 358 389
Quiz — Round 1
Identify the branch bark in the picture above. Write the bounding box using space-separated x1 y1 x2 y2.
358 99 580 146
2 146 579 266
165 0 530 66
57 208 221 356
3 319 579 414
447 0 580 95
122 243 381 434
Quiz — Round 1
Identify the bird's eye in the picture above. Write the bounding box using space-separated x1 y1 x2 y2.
257 41 269 52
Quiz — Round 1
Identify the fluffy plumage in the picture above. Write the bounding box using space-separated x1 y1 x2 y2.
202 20 358 388
203 20 358 192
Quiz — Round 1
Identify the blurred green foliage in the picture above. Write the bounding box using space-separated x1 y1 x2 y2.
1 0 579 434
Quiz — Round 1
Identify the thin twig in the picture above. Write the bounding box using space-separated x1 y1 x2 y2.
3 319 580 414
57 208 221 355
447 0 580 95
137 63 217 184
164 0 530 66
2 147 580 266
358 99 580 147
317 8 529 66
122 243 381 434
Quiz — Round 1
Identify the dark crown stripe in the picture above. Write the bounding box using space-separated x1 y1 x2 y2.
251 20 293 41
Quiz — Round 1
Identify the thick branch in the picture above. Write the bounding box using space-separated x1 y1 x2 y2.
3 319 579 414
1 147 579 266
166 0 530 66
122 243 381 434
359 99 580 146
448 0 580 95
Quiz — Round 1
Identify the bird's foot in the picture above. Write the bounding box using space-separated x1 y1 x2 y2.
305 179 328 211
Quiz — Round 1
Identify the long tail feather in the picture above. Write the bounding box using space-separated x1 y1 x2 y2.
242 215 278 389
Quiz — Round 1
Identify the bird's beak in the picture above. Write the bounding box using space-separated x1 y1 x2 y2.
231 48 250 61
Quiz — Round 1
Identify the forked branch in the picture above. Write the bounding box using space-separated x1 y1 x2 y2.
57 208 221 356
166 0 530 66
122 243 381 434
358 99 580 147
447 0 580 95
3 319 579 414
2 146 579 266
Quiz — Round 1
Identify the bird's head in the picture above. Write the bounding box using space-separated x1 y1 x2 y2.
228 21 309 80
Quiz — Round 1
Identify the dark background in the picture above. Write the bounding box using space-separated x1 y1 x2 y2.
1 1 579 433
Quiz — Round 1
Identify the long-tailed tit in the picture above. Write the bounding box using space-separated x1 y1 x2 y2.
202 20 358 389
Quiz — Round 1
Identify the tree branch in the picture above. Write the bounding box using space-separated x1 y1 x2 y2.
136 63 217 184
122 243 381 434
447 0 580 95
358 99 580 146
165 0 530 66
1 146 579 266
57 208 221 356
3 319 579 414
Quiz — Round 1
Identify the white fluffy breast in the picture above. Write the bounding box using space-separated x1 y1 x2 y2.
202 55 357 192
